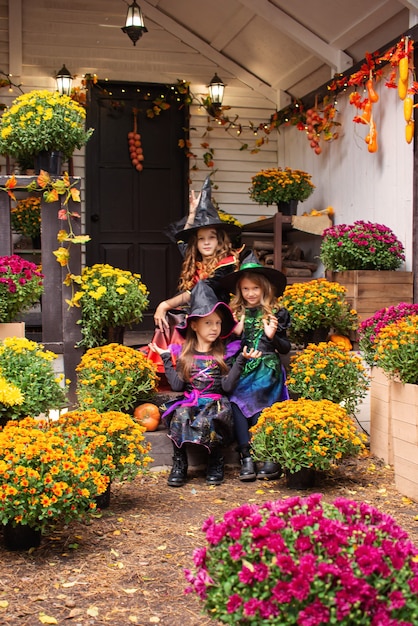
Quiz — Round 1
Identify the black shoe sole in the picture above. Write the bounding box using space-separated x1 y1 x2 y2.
257 472 280 480
239 473 257 482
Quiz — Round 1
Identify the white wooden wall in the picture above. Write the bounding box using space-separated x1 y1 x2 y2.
0 0 414 271
275 73 414 271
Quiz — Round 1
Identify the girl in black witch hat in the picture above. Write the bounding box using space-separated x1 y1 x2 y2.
149 281 261 488
221 252 291 482
148 176 243 375
154 176 242 332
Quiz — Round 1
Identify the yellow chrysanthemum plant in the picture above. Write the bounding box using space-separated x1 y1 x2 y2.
372 314 418 385
250 398 367 474
287 341 370 416
0 417 109 532
69 264 150 349
249 167 315 205
0 337 67 422
10 196 41 240
56 409 153 483
76 343 159 413
0 89 94 168
278 278 359 345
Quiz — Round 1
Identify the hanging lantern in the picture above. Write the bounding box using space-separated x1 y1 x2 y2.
122 1 148 46
56 64 73 96
208 73 225 108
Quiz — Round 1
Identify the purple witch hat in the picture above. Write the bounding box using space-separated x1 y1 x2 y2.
176 281 236 339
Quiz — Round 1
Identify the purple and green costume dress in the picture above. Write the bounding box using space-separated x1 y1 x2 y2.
227 306 291 419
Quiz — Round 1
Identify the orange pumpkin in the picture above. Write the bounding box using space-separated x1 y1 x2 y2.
133 403 161 431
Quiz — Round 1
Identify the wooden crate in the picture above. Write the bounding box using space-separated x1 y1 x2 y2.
326 270 414 322
391 380 418 501
370 367 393 465
0 322 25 341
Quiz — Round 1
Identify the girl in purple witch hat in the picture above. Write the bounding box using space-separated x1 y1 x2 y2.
149 281 261 488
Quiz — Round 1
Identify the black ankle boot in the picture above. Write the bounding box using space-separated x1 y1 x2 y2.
167 444 188 487
257 461 281 480
239 456 257 481
238 445 256 481
206 447 224 485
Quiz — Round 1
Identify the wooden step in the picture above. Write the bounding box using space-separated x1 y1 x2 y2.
144 426 240 469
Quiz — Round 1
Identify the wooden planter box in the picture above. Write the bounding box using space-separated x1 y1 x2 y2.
370 367 394 465
391 380 418 501
0 322 25 341
325 270 414 322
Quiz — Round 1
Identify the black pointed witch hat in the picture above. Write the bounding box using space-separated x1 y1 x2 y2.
220 251 287 297
176 281 236 339
165 176 242 244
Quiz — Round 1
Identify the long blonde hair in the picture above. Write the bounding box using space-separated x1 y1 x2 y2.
178 228 235 292
177 324 229 382
229 271 277 320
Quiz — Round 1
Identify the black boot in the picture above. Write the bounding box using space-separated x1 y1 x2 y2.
206 447 224 485
238 446 256 482
167 443 188 487
257 461 281 480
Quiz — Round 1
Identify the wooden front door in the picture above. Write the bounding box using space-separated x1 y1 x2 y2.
85 81 188 330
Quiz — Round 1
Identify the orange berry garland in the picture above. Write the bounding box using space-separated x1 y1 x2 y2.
128 107 144 171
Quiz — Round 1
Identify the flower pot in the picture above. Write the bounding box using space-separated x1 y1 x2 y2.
3 522 42 551
301 326 330 346
31 235 41 250
277 199 298 216
34 150 63 176
94 481 111 509
285 468 316 490
103 326 125 344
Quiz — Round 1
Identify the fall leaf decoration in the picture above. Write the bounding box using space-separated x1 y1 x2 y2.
303 98 340 155
128 108 144 171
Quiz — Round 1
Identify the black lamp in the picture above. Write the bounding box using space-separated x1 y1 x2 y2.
122 1 148 46
56 64 73 96
208 73 225 108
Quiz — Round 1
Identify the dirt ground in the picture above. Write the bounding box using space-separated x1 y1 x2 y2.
0 454 417 626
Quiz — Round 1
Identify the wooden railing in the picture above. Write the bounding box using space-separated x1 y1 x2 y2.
0 176 82 406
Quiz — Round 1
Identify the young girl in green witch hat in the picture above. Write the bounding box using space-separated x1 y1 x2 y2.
149 280 261 487
221 252 291 482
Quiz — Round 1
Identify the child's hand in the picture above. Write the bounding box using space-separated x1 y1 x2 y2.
242 346 262 360
233 314 245 336
148 342 169 356
263 314 278 339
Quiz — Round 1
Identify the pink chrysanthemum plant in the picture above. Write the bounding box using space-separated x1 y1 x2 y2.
320 220 405 271
0 254 43 323
185 493 418 625
372 314 418 385
359 302 418 366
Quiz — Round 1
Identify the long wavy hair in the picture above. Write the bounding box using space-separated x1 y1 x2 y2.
229 272 278 320
177 316 229 382
178 228 235 292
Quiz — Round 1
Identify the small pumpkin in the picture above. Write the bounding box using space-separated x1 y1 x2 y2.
329 334 352 351
133 403 161 431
